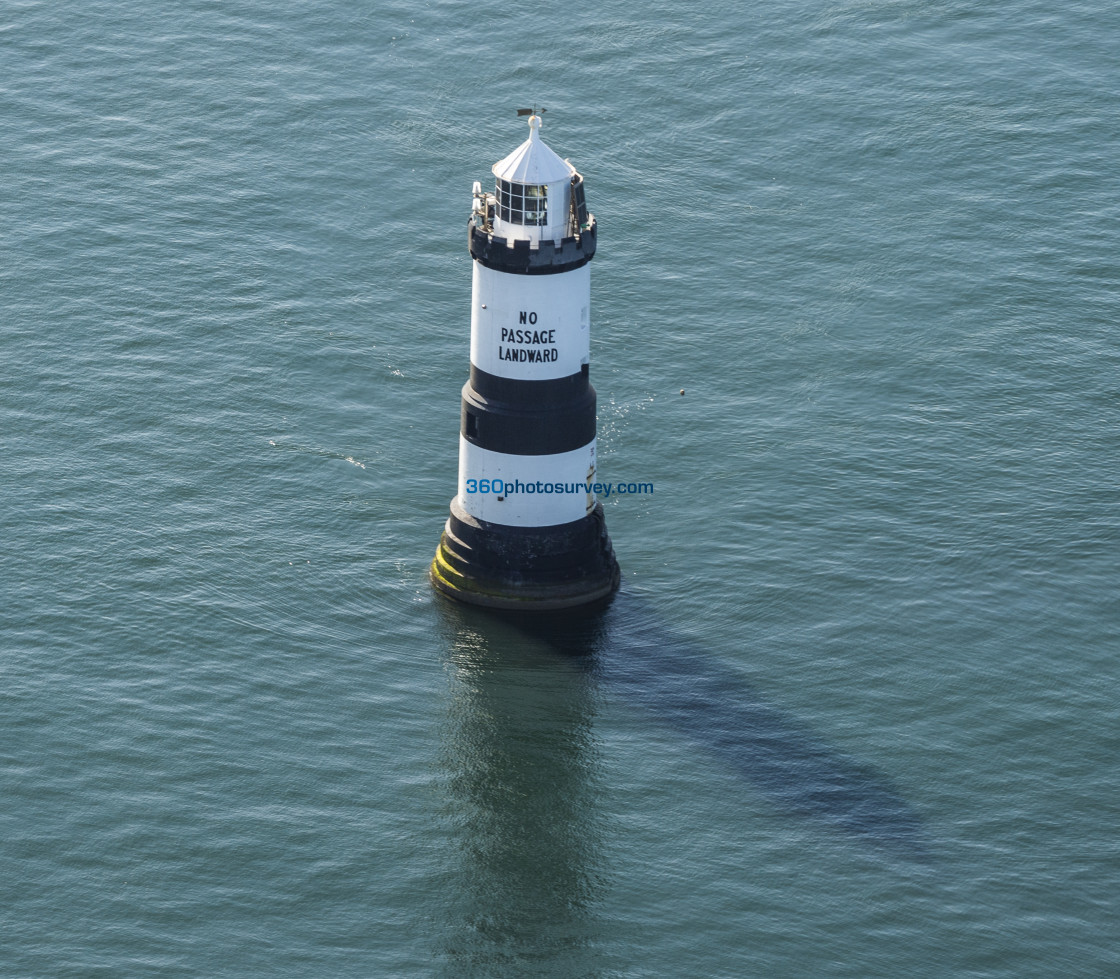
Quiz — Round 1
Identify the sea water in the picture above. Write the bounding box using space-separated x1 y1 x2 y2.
3 1 1119 975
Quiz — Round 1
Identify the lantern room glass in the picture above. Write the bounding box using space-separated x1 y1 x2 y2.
496 179 548 226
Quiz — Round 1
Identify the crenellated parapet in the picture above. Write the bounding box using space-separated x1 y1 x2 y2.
468 216 596 275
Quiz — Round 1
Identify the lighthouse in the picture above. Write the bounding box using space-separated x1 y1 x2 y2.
430 113 620 610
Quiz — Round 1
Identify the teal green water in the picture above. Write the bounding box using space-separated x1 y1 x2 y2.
4 1 1119 975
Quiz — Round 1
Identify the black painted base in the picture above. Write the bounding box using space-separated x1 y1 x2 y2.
430 499 620 610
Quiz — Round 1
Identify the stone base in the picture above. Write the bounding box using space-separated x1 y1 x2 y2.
430 499 620 611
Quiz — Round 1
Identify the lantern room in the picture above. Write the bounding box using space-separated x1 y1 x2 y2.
482 114 586 244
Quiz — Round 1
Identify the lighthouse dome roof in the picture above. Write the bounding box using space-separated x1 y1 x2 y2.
491 115 574 185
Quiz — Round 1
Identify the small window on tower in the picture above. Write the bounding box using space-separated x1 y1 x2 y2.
496 179 548 226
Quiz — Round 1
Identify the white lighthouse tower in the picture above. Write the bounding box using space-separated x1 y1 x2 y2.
431 113 620 610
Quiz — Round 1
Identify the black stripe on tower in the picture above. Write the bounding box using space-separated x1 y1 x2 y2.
460 378 596 456
468 218 597 275
469 364 589 404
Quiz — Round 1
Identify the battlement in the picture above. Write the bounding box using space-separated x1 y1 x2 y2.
468 216 596 275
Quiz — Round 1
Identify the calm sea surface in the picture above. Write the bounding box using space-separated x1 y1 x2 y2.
4 1 1119 975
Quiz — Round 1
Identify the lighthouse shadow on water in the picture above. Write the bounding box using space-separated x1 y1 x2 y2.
438 590 932 864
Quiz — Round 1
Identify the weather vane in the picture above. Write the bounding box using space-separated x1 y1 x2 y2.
516 107 546 117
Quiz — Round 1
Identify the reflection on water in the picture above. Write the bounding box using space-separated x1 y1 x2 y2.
433 589 929 971
435 602 608 977
445 590 928 857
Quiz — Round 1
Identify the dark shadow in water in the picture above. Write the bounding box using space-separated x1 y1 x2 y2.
432 588 930 973
504 590 932 862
